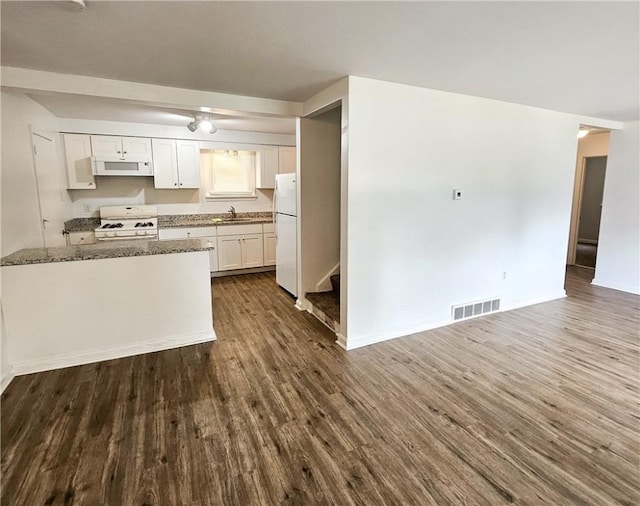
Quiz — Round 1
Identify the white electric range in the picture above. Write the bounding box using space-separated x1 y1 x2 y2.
94 205 158 241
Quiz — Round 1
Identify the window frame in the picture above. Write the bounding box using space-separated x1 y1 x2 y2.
201 145 259 201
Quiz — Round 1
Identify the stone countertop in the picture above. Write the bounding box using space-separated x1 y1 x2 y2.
158 212 273 228
64 213 273 232
1 238 214 267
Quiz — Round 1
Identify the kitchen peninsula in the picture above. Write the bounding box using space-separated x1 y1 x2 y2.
1 239 216 375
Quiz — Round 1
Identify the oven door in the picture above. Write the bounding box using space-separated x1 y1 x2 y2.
92 158 153 176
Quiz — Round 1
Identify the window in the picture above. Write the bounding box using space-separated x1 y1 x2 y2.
202 149 256 199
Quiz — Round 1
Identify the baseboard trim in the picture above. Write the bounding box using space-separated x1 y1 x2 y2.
344 292 568 351
1 366 15 393
591 278 640 295
501 292 567 312
11 329 217 376
316 263 340 292
345 319 452 351
211 266 275 278
335 333 347 350
295 298 307 311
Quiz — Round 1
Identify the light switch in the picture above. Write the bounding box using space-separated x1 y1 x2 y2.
453 189 462 200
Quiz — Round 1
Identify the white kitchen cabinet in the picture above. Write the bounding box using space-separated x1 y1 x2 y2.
90 135 152 160
278 146 296 174
66 231 96 245
256 146 296 188
63 134 96 189
263 233 276 266
256 146 279 189
157 226 218 272
217 233 264 271
152 139 200 189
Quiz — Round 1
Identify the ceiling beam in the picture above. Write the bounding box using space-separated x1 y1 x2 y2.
1 66 303 118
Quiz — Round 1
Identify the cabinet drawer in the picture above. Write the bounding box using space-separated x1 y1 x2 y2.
262 222 275 234
158 226 218 240
67 231 96 245
216 224 263 236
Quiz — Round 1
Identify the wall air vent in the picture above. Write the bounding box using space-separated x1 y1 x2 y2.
452 298 500 321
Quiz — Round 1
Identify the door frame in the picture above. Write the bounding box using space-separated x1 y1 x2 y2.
567 132 610 265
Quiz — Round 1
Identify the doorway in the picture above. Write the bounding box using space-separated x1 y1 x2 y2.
575 156 607 268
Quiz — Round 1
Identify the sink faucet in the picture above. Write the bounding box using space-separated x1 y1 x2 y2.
228 206 237 219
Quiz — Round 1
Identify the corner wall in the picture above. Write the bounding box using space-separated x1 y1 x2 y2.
346 76 581 348
1 90 62 256
593 121 640 294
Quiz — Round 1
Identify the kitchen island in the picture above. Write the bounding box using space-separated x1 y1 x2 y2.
1 239 216 375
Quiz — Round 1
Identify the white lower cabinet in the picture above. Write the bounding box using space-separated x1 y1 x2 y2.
217 234 264 271
157 227 218 272
66 231 96 245
263 233 276 266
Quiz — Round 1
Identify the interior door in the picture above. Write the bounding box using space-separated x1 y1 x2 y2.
578 156 607 244
31 130 69 248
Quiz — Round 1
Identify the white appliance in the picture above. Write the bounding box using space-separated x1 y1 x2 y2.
94 205 158 241
274 173 297 296
92 157 153 176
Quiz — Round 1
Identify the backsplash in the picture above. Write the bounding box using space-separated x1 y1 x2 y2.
68 176 274 218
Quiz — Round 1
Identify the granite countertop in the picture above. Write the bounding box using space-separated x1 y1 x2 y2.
159 212 273 228
64 212 273 232
1 238 214 267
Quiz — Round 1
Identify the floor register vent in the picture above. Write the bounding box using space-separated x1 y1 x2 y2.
452 298 500 321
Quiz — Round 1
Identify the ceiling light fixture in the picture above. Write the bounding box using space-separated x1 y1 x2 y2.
577 129 590 139
187 116 217 134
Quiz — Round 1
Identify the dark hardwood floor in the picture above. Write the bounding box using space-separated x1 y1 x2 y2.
2 268 639 505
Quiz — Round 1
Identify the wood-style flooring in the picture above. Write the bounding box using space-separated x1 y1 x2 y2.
2 267 639 505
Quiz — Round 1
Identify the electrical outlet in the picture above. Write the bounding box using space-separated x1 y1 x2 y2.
453 189 462 200
83 204 92 213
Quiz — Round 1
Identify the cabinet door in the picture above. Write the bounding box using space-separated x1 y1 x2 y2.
241 234 264 268
278 146 296 174
122 137 152 158
205 237 219 272
217 235 243 271
263 232 276 266
176 140 201 188
63 134 95 189
90 135 123 158
257 146 278 189
152 139 179 188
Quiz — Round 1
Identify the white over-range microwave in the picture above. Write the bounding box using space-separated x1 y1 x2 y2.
92 156 153 176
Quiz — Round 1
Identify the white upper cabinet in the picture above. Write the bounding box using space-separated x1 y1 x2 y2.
63 134 96 189
152 138 179 188
278 146 296 174
90 135 151 160
176 140 201 188
152 139 200 189
256 146 296 188
256 146 279 189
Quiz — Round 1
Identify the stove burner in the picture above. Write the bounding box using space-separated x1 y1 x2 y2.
102 223 124 229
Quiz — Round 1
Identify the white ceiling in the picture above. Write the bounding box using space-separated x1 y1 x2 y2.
2 1 638 121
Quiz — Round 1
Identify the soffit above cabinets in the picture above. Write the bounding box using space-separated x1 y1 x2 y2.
25 92 297 135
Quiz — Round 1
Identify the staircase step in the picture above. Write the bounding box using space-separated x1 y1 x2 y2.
330 274 341 297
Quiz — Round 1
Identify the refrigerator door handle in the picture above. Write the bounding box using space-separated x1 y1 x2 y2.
273 179 278 243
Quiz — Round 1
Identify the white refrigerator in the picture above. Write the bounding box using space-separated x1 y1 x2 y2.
274 173 297 296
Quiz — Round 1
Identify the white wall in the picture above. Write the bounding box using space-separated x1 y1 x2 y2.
300 107 342 296
345 76 581 348
593 121 640 294
567 132 610 263
1 90 65 256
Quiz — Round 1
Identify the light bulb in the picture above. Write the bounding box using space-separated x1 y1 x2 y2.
198 119 213 132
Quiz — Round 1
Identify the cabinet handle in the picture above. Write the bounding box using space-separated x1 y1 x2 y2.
179 183 183 186
117 150 121 154
174 183 178 186
123 151 127 154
